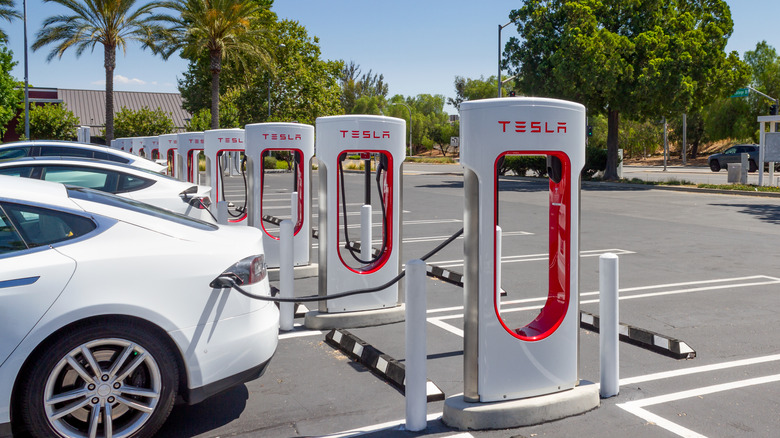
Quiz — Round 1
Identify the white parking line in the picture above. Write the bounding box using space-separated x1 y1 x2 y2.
618 373 780 438
427 275 780 336
315 413 443 438
430 248 635 269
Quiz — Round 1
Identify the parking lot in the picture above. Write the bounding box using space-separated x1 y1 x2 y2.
158 163 780 437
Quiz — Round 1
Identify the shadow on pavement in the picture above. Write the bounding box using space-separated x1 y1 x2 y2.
710 203 780 225
157 385 249 437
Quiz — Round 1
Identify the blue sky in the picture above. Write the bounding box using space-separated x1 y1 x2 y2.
3 0 779 114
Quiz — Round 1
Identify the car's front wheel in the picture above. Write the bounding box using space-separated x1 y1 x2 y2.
709 160 721 172
20 321 178 438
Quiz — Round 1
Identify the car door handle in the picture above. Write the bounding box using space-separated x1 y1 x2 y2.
0 276 40 289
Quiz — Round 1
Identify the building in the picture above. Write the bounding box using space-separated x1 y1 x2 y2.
2 87 191 144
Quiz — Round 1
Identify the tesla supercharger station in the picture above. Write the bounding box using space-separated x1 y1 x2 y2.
306 115 405 329
114 138 129 151
130 137 143 156
158 133 178 177
443 98 598 430
204 128 246 225
245 123 314 268
140 136 159 161
176 132 205 183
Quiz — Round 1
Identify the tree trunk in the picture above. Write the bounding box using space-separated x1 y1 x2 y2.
210 49 222 130
603 109 620 180
104 44 116 143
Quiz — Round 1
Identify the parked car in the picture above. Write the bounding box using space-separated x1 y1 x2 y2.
0 140 165 174
0 176 278 438
707 144 759 172
0 157 214 222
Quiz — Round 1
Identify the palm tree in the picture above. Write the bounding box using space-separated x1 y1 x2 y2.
0 0 21 42
159 0 269 129
32 0 167 142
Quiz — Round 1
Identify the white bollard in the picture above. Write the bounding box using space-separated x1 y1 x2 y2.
599 253 619 398
290 191 298 227
361 204 372 261
405 259 427 432
496 225 502 311
216 201 229 225
279 219 294 331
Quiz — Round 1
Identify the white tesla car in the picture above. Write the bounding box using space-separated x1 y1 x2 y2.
0 157 214 223
0 140 166 174
0 176 279 438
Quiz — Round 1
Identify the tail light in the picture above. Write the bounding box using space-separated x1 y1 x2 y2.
210 254 267 288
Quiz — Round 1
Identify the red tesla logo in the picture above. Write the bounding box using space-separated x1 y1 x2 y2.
498 121 567 133
339 130 391 139
262 133 302 140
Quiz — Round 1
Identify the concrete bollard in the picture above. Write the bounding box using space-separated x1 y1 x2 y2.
599 253 619 398
405 259 427 432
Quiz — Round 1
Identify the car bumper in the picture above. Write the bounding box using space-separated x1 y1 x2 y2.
169 301 279 397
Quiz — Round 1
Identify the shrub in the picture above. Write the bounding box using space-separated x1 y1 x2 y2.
113 106 175 138
264 156 277 169
500 155 548 177
583 146 608 177
16 103 79 140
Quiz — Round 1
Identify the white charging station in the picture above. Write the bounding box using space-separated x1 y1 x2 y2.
114 138 128 151
176 132 205 183
158 133 179 177
245 122 314 268
443 98 598 430
204 128 247 225
306 115 406 329
141 136 160 161
130 137 143 157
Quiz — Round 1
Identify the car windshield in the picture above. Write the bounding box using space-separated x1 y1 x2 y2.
66 186 217 231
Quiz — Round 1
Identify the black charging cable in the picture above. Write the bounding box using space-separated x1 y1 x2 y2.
215 227 464 302
218 153 248 218
338 155 388 265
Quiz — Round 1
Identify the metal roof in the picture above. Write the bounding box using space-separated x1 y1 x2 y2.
58 88 192 137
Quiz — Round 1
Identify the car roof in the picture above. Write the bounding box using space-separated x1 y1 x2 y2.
0 156 156 173
0 140 166 172
0 174 78 210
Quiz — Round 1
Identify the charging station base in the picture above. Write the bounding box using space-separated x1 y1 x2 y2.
304 304 405 330
267 263 319 281
442 380 599 430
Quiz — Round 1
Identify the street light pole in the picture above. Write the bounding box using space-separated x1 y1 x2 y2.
498 21 513 98
389 102 412 156
23 0 29 139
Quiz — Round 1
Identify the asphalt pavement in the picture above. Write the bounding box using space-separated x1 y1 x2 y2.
161 164 780 438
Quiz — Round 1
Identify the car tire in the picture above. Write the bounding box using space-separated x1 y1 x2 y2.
709 160 721 172
20 320 178 438
749 160 758 172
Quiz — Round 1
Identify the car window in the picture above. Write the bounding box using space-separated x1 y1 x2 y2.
67 186 218 231
94 150 131 164
38 145 94 158
0 206 27 254
41 166 118 192
0 166 36 178
0 147 31 160
1 202 97 248
116 174 154 193
724 147 737 154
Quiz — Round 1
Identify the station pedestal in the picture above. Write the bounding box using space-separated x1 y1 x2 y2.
304 304 405 330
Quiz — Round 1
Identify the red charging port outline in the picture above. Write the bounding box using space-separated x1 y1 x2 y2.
187 149 203 184
214 148 248 223
260 148 305 238
493 151 571 341
336 150 393 274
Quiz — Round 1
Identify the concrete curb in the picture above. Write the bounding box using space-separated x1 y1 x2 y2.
324 329 445 402
442 381 599 430
304 305 406 330
580 310 696 360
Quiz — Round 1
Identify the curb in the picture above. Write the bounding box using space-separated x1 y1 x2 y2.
580 310 696 360
324 329 445 402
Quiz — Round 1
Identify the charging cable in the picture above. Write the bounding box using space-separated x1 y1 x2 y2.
214 228 464 302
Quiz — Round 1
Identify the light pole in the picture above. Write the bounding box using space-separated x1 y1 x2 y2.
388 102 412 156
23 0 29 139
498 21 515 98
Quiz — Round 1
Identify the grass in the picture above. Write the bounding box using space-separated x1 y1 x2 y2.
405 156 457 164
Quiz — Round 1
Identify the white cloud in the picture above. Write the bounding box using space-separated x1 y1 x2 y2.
90 75 148 86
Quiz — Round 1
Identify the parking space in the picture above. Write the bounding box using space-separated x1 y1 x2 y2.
164 165 780 438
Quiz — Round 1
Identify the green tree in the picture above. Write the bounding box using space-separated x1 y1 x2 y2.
112 106 175 138
159 0 272 129
32 0 169 143
505 0 745 179
184 89 241 131
0 44 21 140
0 0 21 42
16 103 79 140
448 75 501 111
340 61 389 113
